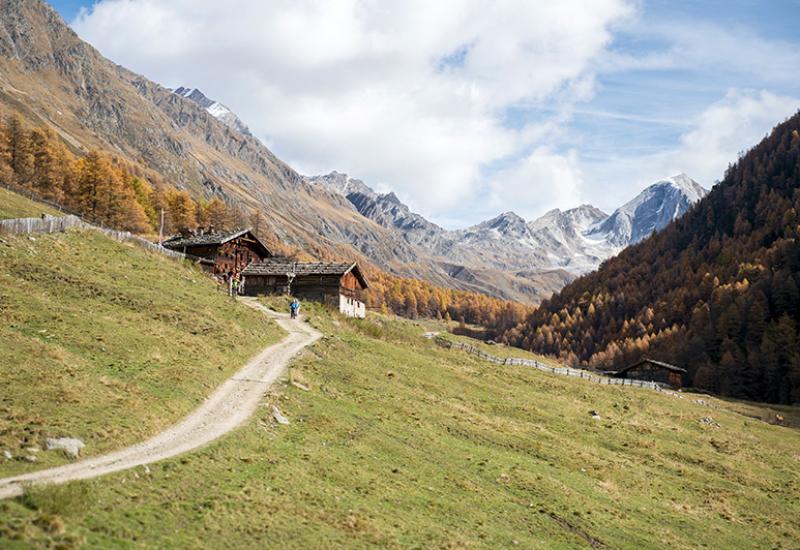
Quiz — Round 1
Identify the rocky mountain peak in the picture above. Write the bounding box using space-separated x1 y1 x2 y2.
476 211 530 238
172 86 252 136
381 191 403 206
307 171 375 198
588 174 707 247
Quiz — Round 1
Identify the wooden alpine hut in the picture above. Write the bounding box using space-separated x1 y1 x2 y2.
612 358 687 389
241 259 369 318
162 228 271 276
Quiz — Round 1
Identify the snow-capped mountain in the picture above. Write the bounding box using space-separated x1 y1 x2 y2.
587 174 707 247
311 171 707 277
305 171 446 249
172 87 252 137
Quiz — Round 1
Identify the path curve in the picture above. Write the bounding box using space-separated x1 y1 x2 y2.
0 298 321 499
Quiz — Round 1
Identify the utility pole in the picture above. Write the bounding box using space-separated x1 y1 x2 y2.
158 208 165 245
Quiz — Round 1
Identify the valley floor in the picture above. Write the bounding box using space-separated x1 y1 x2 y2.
2 299 798 548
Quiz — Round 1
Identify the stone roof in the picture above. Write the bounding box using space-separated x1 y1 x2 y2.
616 358 687 375
242 259 369 288
162 228 270 256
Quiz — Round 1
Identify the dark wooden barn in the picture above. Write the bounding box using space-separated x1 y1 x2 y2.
612 358 687 389
162 228 271 276
241 259 369 318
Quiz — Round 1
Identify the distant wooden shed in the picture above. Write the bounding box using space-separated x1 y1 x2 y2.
241 259 369 318
162 228 271 276
612 358 687 389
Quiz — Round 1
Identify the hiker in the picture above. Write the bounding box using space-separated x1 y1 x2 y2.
230 274 240 299
290 298 300 319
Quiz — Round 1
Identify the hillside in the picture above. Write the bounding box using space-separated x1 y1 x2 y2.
0 186 60 219
502 112 800 404
0 229 282 477
0 0 552 303
2 300 798 547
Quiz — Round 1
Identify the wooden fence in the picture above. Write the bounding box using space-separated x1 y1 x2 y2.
435 336 663 392
0 214 191 262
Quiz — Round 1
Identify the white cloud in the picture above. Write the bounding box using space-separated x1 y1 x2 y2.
487 147 584 220
72 0 634 226
579 89 800 208
70 1 800 228
670 89 799 184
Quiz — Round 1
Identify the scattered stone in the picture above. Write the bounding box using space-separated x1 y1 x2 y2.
291 380 310 392
386 371 395 378
693 399 707 406
422 332 439 339
699 417 720 428
25 446 40 454
23 455 38 463
589 410 601 420
272 406 289 425
2 450 12 460
45 437 85 458
143 465 151 475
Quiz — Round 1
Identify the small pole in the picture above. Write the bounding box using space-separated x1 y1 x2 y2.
158 209 165 245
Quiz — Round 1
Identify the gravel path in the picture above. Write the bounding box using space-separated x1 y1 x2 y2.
0 298 321 499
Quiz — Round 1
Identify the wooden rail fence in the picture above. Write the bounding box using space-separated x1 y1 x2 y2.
435 336 663 392
0 214 191 262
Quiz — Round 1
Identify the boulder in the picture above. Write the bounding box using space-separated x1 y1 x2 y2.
45 437 85 458
272 406 290 425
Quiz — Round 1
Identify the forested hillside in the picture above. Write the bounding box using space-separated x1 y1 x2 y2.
0 112 529 330
503 111 800 404
0 112 249 234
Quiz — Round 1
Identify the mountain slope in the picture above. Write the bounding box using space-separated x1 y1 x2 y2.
0 0 707 305
172 86 252 137
0 0 517 299
0 229 280 479
3 300 799 547
503 112 800 404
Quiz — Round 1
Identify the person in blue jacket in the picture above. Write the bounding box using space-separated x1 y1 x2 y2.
289 298 300 319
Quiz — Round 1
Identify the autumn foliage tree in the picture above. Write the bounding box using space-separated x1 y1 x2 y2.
0 114 244 236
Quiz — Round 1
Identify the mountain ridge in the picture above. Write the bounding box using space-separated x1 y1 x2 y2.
310 170 707 277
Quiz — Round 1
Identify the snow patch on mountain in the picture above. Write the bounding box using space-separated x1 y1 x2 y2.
309 170 707 278
173 87 252 137
587 173 707 247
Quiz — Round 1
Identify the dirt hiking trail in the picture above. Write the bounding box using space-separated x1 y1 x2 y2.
0 298 321 499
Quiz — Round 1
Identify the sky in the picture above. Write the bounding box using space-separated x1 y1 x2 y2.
49 0 800 229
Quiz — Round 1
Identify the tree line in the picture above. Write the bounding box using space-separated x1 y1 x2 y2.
0 114 247 235
365 270 531 332
0 112 530 331
501 112 800 404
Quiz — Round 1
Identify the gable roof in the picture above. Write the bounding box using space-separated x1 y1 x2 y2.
616 358 687 375
242 259 369 289
162 228 271 257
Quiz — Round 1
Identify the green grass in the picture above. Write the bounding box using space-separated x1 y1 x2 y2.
2 303 798 548
440 330 562 365
0 230 283 477
0 187 62 219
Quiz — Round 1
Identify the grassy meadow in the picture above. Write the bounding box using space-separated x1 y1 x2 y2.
2 300 798 548
0 230 282 477
0 187 62 219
